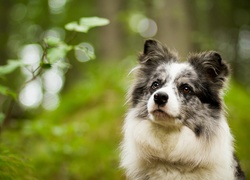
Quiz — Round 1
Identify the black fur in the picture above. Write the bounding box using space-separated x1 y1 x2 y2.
234 154 246 180
188 52 230 109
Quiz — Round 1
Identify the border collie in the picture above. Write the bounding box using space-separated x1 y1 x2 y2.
120 39 245 180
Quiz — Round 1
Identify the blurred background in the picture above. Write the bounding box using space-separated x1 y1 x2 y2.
0 0 250 179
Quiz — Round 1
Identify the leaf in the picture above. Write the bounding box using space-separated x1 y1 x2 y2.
0 60 23 76
44 37 61 47
65 17 110 33
79 17 110 28
65 21 89 33
0 84 17 99
47 43 72 63
74 44 96 62
55 61 71 70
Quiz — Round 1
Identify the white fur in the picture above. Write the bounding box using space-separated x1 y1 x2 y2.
167 62 190 82
120 108 235 179
147 63 191 123
147 86 180 119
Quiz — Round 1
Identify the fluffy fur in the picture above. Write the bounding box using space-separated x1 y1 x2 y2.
120 39 245 180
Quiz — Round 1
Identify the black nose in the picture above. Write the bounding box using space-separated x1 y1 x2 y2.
154 92 169 106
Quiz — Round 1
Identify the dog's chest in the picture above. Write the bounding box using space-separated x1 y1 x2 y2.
132 120 196 160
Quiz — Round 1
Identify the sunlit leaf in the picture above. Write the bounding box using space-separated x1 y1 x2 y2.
0 84 17 99
74 44 96 62
55 61 71 70
79 17 110 28
65 17 110 33
0 60 23 76
44 37 61 47
47 43 72 63
65 21 89 33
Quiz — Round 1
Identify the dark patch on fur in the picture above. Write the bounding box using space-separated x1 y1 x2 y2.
131 84 147 107
188 51 229 85
188 52 230 109
194 125 202 137
193 81 221 109
139 39 177 66
234 154 246 180
173 67 223 138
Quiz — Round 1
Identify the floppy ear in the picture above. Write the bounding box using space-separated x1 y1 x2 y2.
139 39 177 64
188 51 230 87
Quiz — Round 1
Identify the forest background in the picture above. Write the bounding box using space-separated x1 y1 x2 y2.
0 0 250 179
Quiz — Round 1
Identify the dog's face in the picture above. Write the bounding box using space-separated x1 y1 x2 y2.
130 40 229 137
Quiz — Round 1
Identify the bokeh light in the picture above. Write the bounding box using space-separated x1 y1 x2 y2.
19 80 43 108
48 0 67 14
128 13 157 38
43 69 64 94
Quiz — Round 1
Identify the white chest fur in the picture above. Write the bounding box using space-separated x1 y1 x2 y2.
120 109 236 180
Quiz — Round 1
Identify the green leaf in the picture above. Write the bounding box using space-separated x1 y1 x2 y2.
79 17 110 28
65 21 89 33
74 44 96 62
47 43 72 63
44 37 61 46
65 17 110 33
0 84 16 99
0 60 23 76
55 61 71 70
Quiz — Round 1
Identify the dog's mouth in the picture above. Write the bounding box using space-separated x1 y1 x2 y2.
151 109 174 121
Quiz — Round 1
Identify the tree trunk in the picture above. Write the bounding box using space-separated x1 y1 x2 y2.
0 1 12 64
154 0 193 59
96 0 125 61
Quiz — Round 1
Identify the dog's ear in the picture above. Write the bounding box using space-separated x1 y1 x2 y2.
188 51 230 86
143 39 163 55
139 39 177 64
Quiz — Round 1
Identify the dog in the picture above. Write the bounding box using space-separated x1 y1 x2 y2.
120 39 245 180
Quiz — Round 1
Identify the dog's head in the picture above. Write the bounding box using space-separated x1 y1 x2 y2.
129 39 230 137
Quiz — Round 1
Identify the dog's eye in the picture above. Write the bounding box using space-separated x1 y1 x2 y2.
151 81 160 90
181 85 192 94
183 87 191 93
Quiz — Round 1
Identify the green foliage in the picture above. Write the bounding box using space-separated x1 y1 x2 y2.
0 60 23 76
44 17 109 66
0 16 110 179
47 41 72 64
0 85 16 99
0 60 23 98
1 62 127 179
0 147 36 180
0 15 109 86
65 17 110 33
0 15 109 110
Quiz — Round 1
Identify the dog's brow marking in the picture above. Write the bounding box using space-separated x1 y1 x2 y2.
167 63 189 83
